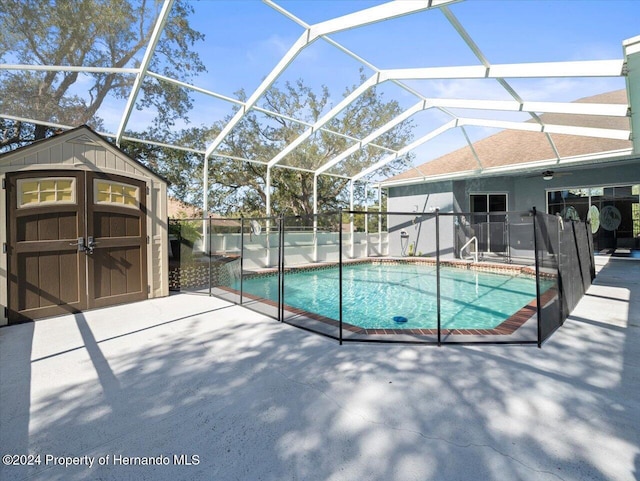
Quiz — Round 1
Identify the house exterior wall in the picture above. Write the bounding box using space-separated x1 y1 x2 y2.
0 128 168 326
525 161 640 211
386 158 640 259
387 181 455 257
389 161 640 213
461 176 515 211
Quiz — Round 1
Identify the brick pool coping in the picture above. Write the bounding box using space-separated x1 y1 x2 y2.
217 258 558 337
242 257 556 280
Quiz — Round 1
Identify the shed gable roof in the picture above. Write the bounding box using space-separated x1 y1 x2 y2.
0 125 166 184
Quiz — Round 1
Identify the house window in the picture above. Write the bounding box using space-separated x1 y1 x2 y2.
470 194 507 220
469 193 508 252
95 180 139 208
17 177 76 208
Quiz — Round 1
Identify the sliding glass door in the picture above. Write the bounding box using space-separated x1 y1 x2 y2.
547 185 640 253
470 193 507 253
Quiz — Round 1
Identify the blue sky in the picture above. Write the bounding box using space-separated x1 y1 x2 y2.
183 0 639 95
49 0 640 173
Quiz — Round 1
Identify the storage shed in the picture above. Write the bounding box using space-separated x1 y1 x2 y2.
0 126 168 325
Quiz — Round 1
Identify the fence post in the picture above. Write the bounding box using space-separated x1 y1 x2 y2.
339 210 343 345
435 208 441 346
277 215 282 322
208 215 212 297
532 207 542 348
240 217 244 305
556 214 563 325
586 219 596 280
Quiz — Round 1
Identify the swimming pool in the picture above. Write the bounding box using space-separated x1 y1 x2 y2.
236 262 554 331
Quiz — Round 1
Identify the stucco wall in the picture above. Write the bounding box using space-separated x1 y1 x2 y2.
514 161 640 213
385 158 640 260
387 181 455 257
389 159 640 215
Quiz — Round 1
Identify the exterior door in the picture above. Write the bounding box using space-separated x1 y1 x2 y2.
86 172 147 309
470 193 508 253
6 171 147 322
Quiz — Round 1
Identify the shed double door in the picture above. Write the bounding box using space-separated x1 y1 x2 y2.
6 171 147 322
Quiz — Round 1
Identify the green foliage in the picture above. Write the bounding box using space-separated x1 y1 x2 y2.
219 72 414 217
1 0 416 215
132 71 414 216
169 219 203 263
121 125 215 206
0 0 205 149
170 220 201 245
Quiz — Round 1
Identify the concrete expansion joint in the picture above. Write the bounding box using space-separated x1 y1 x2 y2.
273 369 568 481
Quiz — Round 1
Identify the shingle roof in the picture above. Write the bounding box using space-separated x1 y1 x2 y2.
384 90 631 184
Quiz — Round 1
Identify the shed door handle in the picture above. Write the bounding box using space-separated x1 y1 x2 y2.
69 237 86 252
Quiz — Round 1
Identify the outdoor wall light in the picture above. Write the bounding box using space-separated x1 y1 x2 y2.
542 170 554 181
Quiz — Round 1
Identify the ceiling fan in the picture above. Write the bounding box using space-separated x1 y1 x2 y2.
524 170 573 180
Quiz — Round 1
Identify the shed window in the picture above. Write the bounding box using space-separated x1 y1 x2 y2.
95 180 139 208
17 178 75 208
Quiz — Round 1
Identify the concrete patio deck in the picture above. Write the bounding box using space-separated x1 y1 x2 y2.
1 256 638 481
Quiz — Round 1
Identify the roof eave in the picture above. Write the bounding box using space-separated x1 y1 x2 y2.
380 148 636 188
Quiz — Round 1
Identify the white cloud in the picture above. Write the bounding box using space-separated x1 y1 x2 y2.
246 34 295 65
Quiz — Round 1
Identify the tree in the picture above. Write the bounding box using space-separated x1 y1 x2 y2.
122 74 414 218
207 73 415 217
121 125 214 207
0 0 205 149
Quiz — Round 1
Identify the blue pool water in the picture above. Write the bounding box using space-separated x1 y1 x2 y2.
237 263 553 330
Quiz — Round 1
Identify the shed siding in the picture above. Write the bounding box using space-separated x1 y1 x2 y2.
0 127 168 326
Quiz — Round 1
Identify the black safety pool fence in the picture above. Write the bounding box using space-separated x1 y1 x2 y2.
168 208 594 347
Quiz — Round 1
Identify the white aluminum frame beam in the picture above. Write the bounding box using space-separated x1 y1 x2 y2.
0 114 72 132
267 74 380 167
148 70 378 146
116 0 174 146
310 1 455 38
353 120 459 182
352 115 630 183
460 125 483 170
379 60 624 82
205 0 454 160
0 64 138 74
313 97 627 176
458 117 631 140
315 100 427 175
276 58 625 175
441 6 562 169
428 98 628 116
